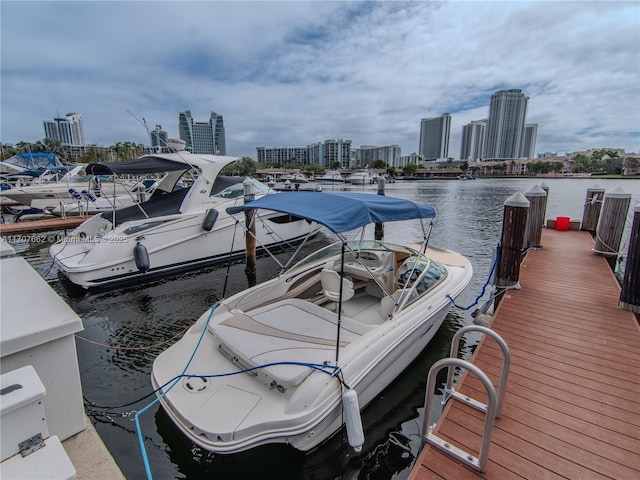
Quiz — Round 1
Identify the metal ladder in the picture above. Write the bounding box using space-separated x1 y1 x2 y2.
421 325 510 472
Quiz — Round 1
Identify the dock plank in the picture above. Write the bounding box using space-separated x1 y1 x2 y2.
409 228 640 479
0 216 91 235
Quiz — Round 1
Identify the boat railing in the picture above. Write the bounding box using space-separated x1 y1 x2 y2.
420 326 510 472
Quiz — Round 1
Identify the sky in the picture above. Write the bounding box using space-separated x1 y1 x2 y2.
1 1 639 160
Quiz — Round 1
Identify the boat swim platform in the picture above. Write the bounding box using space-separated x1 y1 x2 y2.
409 227 640 480
0 215 92 236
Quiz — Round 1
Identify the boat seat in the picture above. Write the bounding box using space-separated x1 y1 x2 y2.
212 299 374 387
321 269 355 303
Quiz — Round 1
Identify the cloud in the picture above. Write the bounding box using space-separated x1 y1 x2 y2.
1 1 638 158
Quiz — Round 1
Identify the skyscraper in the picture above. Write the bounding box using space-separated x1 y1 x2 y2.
150 125 168 151
460 120 487 161
178 110 226 155
419 113 451 161
484 89 529 160
43 113 85 146
522 124 538 159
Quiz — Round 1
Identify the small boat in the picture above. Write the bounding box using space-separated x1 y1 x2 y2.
50 153 320 288
315 170 345 184
346 169 372 185
283 173 309 183
151 191 472 455
1 165 135 211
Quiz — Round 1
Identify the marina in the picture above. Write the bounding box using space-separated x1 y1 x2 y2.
1 177 638 479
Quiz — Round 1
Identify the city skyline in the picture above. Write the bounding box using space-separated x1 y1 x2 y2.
2 2 638 158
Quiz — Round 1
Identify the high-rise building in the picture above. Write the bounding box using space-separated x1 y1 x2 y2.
484 89 529 160
150 125 168 151
355 145 401 167
178 110 226 155
257 139 352 168
522 124 538 159
460 120 487 161
419 113 451 161
43 113 85 146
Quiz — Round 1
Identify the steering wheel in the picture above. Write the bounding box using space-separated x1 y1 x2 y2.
399 268 422 286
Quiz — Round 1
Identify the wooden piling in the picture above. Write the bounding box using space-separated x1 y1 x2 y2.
539 182 549 220
496 192 529 298
580 185 605 233
594 187 631 270
524 185 547 249
375 176 385 241
620 203 640 313
243 178 257 286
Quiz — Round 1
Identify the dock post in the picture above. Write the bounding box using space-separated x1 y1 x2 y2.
619 203 640 313
524 185 547 249
594 187 631 270
375 176 385 241
243 178 257 286
496 192 529 305
580 185 605 234
539 182 549 220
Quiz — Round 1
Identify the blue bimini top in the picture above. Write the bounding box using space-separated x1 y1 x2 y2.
227 191 435 234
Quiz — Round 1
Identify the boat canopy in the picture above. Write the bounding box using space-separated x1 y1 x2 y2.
86 153 239 176
227 192 436 233
87 156 197 175
1 153 63 172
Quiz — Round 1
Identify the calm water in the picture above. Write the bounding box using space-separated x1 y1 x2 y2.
10 177 639 480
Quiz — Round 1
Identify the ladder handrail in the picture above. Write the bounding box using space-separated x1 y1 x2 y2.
422 358 497 472
447 324 510 418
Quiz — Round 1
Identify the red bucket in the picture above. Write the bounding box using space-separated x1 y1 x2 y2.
556 216 570 231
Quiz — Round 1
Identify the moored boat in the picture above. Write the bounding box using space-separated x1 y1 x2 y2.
150 191 472 454
50 153 319 288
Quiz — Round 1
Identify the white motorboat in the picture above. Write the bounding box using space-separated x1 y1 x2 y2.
315 170 345 184
1 165 135 211
346 169 373 185
50 153 320 288
282 172 309 183
150 191 472 455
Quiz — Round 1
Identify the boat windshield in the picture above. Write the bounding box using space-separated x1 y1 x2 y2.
291 240 417 270
213 178 270 199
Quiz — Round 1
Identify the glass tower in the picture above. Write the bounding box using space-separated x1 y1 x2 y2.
178 110 226 155
484 89 529 160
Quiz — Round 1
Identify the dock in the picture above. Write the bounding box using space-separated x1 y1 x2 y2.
410 228 640 479
0 215 91 235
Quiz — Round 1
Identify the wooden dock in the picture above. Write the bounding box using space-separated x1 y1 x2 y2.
410 228 640 479
0 216 92 236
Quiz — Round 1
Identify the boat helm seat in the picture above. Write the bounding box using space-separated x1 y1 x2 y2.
321 269 355 303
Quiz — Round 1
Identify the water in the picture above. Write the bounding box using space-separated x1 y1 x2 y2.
8 177 639 480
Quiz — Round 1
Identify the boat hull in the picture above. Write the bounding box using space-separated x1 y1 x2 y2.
51 212 318 288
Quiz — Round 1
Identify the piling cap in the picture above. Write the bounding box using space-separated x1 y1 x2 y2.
525 185 547 197
504 191 530 208
587 184 605 192
604 186 631 198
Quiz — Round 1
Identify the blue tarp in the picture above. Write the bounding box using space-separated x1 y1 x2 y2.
226 192 436 233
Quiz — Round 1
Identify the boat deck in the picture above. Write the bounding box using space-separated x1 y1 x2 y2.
409 228 640 479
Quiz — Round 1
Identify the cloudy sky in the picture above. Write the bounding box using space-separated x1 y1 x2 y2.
2 1 639 159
